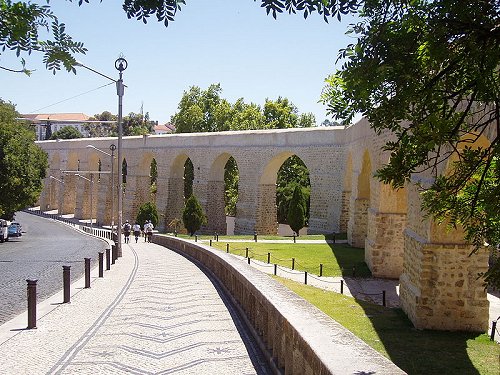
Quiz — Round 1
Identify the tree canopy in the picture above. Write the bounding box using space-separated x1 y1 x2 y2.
172 84 315 132
0 99 48 219
182 194 207 236
49 125 82 139
317 0 500 285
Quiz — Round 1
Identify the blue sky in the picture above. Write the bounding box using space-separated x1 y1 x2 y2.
1 1 357 125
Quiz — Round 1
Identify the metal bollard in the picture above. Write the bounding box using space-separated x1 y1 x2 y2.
274 264 277 275
195 235 197 242
304 271 308 285
340 279 344 294
85 258 91 288
292 258 295 270
319 264 323 277
112 245 116 265
382 290 386 307
216 233 219 242
293 235 296 243
27 279 37 329
63 266 71 303
209 239 212 246
245 247 249 258
247 257 250 265
254 231 257 242
98 252 104 277
226 243 229 253
106 248 111 270
267 253 270 264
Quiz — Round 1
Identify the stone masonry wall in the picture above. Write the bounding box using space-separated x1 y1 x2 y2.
339 191 350 233
255 184 278 235
206 181 227 234
400 229 489 331
365 209 406 279
348 198 369 248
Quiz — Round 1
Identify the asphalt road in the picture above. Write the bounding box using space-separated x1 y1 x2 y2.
0 211 107 325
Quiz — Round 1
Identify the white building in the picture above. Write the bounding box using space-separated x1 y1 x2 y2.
22 113 91 141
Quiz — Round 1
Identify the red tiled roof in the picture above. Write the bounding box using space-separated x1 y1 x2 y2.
22 113 91 121
154 123 176 133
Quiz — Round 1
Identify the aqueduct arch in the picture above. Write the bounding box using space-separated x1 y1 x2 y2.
348 149 371 248
35 125 490 332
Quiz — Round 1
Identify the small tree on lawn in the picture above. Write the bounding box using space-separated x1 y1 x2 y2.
182 195 206 236
287 185 307 236
136 201 158 228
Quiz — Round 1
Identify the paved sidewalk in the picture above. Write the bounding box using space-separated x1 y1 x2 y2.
0 241 270 374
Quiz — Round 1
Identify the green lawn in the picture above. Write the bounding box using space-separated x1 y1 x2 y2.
210 241 371 277
277 277 500 375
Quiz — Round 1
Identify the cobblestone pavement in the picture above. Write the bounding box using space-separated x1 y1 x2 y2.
0 241 271 374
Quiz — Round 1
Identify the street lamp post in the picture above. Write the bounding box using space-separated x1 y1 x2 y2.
76 58 127 256
75 173 94 229
115 57 127 258
86 144 116 229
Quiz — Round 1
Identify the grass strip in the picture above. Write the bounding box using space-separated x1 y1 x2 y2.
275 277 499 375
211 241 371 277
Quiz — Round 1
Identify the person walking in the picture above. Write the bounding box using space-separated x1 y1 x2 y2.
133 222 141 243
143 220 150 242
123 220 131 244
146 220 154 243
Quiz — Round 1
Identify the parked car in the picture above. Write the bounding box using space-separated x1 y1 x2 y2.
8 224 22 238
0 220 9 242
10 222 22 232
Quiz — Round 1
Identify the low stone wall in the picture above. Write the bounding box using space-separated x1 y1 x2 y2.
153 235 405 375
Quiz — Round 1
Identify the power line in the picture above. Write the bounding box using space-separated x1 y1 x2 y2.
28 82 114 113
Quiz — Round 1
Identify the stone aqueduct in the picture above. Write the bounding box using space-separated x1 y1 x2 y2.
37 118 489 332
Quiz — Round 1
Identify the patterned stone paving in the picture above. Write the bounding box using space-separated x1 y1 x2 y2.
0 241 271 374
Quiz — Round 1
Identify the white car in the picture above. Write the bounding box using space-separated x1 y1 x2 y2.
0 219 9 243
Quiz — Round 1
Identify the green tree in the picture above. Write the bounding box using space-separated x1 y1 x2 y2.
224 157 239 216
84 111 117 137
228 99 265 131
184 158 194 200
136 201 158 228
276 156 310 224
316 0 500 285
263 97 299 129
182 194 207 236
123 112 155 136
49 126 82 139
150 158 158 197
172 84 231 133
287 185 307 236
44 121 52 140
0 99 48 219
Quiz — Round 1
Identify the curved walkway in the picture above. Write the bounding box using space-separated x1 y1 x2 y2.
0 241 271 374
